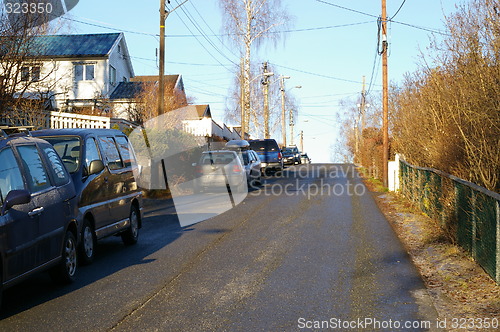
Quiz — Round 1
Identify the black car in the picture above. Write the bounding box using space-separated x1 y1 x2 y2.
0 133 78 306
32 129 143 264
281 148 295 166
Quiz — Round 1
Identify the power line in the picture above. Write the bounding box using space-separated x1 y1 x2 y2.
314 0 450 36
390 0 407 20
270 62 381 86
314 0 377 19
61 13 376 38
173 0 239 66
170 6 236 71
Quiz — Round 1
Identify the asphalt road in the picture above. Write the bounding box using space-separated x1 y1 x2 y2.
0 164 438 331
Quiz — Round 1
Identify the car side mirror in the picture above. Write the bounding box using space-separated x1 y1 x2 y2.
88 159 105 175
1 189 31 216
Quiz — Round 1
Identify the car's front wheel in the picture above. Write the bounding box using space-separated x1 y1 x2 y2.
50 231 77 284
122 206 139 246
79 219 96 265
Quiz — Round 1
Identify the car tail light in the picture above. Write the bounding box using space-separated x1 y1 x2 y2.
232 165 242 173
278 152 282 159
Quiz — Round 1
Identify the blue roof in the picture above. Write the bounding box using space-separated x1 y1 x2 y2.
27 33 121 58
110 82 151 100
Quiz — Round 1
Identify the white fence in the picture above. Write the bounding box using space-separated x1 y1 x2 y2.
50 112 110 129
0 111 111 129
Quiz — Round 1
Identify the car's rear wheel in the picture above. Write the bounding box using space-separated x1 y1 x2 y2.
79 219 96 265
122 206 139 246
50 231 77 284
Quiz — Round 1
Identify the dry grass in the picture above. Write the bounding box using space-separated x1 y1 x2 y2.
374 190 500 328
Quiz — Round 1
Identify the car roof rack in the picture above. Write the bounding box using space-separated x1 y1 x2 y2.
0 125 34 140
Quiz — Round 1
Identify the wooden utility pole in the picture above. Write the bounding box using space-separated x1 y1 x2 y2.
158 0 166 116
158 0 187 116
300 130 304 152
381 0 389 187
280 76 288 146
262 62 273 139
361 75 366 132
240 58 245 138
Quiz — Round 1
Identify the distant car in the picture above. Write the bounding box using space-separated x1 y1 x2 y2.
300 153 311 164
248 139 283 174
193 150 247 192
225 140 261 187
281 148 295 166
0 133 78 306
287 145 302 164
32 129 143 265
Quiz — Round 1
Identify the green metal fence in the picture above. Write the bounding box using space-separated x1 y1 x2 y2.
400 159 500 284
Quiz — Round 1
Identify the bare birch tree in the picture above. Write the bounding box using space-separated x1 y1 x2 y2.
219 0 292 135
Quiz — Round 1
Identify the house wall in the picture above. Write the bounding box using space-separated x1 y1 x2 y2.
2 35 134 111
107 38 133 94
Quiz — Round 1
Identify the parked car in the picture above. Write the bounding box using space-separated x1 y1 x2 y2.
225 140 262 187
286 145 302 164
32 129 143 265
0 133 78 306
247 139 283 174
281 148 296 166
193 150 247 192
300 153 311 164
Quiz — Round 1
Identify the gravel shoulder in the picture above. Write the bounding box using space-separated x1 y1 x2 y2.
367 185 500 330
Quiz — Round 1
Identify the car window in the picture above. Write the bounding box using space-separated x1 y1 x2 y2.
98 136 124 170
42 136 81 173
248 140 279 152
0 147 25 204
85 137 101 170
201 153 236 165
44 146 70 186
17 145 51 193
240 152 249 165
115 136 134 168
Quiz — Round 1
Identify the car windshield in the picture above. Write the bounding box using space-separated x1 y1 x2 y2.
248 141 278 152
41 136 81 173
200 152 237 165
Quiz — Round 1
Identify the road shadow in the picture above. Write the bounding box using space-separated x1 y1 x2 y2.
0 198 185 319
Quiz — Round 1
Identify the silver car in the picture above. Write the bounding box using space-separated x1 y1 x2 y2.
225 140 262 187
238 149 262 188
194 151 247 192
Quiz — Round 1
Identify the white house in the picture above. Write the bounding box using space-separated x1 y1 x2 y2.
7 32 134 112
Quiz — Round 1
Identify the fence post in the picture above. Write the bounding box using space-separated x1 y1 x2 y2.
496 200 499 284
471 191 477 260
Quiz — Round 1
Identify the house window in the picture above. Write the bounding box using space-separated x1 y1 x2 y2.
21 66 30 81
31 66 40 82
74 64 95 82
109 65 116 86
20 66 41 82
85 64 94 80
